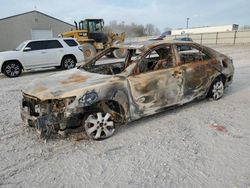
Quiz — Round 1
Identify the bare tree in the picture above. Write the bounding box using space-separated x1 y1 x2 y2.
105 20 160 37
163 27 172 32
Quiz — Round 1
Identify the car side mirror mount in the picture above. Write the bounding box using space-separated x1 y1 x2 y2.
23 47 31 52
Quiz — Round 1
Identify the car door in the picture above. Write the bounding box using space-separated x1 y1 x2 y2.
175 44 216 102
127 45 184 117
22 41 48 68
45 40 64 66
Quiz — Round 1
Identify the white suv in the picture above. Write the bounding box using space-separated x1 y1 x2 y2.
0 38 84 77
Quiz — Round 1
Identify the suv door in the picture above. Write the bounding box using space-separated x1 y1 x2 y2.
127 45 183 117
45 40 64 66
175 44 215 101
22 41 48 68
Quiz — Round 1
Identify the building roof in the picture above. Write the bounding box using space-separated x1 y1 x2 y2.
0 10 74 27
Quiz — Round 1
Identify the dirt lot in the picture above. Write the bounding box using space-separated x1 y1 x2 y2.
0 45 250 188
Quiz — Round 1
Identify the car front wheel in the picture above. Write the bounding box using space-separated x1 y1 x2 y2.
2 62 22 77
61 56 76 70
84 112 115 140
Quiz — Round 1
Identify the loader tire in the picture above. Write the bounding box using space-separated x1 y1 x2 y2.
112 41 127 58
82 44 96 61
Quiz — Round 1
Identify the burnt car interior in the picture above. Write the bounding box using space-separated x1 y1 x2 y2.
137 45 174 73
177 44 211 64
80 45 175 76
80 43 212 76
80 48 129 75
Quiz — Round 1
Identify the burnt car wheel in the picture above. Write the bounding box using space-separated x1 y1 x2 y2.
3 62 22 77
84 112 115 140
61 56 76 70
208 78 224 100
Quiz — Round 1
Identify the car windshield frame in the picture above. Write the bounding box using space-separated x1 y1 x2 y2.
78 46 144 76
79 47 116 68
82 46 143 64
15 41 27 51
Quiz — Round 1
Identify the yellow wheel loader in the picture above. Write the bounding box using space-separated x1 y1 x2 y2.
60 19 126 60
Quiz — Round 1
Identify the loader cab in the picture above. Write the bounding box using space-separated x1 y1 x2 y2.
77 19 107 43
78 19 104 32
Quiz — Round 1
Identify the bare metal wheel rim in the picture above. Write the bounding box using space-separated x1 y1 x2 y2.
64 58 75 69
5 63 20 76
212 81 224 100
85 112 115 139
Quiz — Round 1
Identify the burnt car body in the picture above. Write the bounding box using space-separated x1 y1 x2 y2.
21 40 234 139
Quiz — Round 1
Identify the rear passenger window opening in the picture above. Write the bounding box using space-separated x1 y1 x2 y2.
177 44 211 64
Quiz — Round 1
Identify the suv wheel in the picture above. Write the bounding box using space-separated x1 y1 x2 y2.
2 62 22 77
61 56 76 70
84 112 115 140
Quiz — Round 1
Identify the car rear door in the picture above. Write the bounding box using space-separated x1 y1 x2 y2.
127 45 184 117
175 44 216 102
63 39 84 63
22 41 48 68
45 40 64 66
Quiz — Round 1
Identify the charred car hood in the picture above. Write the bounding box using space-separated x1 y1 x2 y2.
23 68 112 100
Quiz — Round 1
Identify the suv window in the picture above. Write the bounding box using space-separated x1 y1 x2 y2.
63 39 78 47
46 40 63 49
26 40 63 51
177 45 210 64
26 41 47 51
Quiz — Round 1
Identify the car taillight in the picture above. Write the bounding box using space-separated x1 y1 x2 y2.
78 46 83 52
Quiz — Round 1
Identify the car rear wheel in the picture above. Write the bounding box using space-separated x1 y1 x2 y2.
2 62 22 77
61 56 76 70
84 112 115 140
208 78 224 100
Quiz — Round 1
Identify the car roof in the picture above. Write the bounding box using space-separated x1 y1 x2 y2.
23 38 76 43
113 40 196 50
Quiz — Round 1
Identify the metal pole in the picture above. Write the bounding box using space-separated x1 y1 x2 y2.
200 33 203 45
216 32 218 45
187 18 189 37
186 18 190 29
233 30 237 45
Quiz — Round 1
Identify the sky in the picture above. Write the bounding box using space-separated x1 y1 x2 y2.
0 0 249 32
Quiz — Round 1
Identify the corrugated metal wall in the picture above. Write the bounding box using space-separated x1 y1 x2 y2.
0 11 74 51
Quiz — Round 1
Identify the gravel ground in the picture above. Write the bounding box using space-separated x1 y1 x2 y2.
0 45 250 188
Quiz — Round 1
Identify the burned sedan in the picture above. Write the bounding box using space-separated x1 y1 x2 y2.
21 41 234 140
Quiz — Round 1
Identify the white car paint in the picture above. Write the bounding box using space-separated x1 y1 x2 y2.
0 38 84 73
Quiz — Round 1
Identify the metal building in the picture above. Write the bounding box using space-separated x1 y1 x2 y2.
171 24 239 35
0 10 74 51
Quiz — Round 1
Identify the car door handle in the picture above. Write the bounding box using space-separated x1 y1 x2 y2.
41 52 47 54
